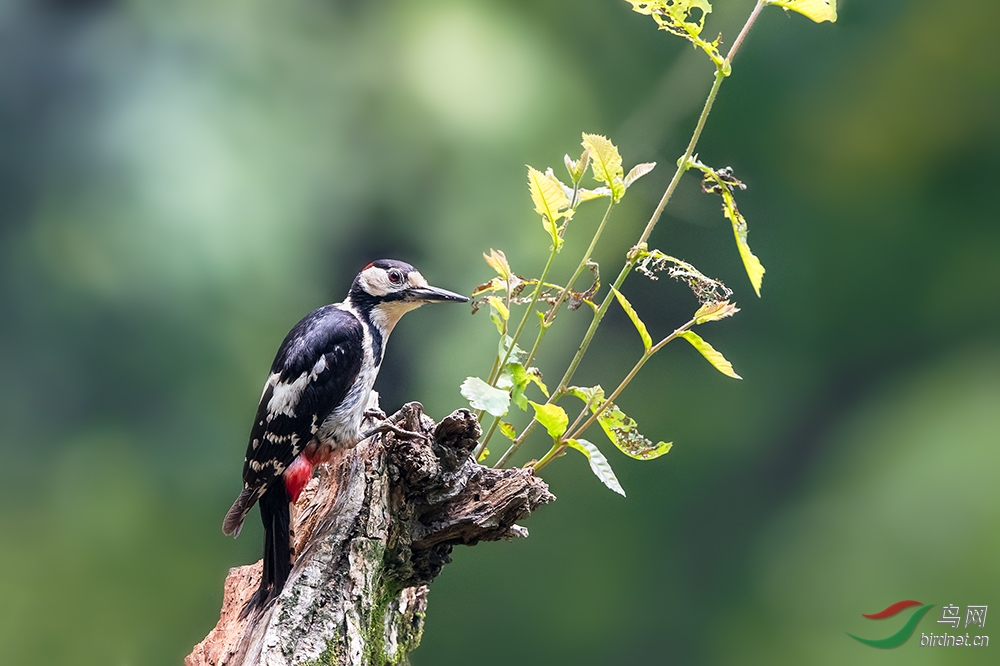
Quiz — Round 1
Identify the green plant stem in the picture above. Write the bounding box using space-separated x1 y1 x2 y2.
563 64 727 385
496 71 724 468
487 247 558 387
479 200 614 460
570 319 692 440
495 0 766 469
533 318 694 471
526 199 614 364
727 1 765 66
475 416 501 460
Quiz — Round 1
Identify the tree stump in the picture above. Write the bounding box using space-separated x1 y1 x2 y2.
187 403 554 666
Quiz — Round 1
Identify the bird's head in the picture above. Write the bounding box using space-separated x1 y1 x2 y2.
349 259 467 333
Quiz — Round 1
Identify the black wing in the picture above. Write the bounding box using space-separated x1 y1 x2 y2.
242 305 364 495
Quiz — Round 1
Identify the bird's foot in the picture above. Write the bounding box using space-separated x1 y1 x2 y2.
363 407 387 421
360 421 428 442
361 402 428 442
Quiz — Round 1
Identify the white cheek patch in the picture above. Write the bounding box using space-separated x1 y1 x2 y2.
359 267 394 297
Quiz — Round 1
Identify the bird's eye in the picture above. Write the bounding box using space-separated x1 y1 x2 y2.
388 269 404 285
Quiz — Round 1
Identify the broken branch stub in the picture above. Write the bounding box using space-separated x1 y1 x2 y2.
188 404 554 666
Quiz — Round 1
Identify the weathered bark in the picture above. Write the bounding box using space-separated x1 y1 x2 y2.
188 403 554 666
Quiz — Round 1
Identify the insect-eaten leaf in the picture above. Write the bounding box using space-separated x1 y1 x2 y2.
765 0 836 23
692 161 765 297
626 1 725 71
527 165 571 251
567 438 626 497
596 403 672 461
529 401 569 442
461 377 510 417
568 385 672 461
634 247 734 306
611 287 652 352
627 0 712 35
679 330 741 379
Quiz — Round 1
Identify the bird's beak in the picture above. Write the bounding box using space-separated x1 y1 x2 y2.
404 285 469 303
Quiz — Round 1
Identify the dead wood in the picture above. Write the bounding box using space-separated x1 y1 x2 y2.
187 403 554 666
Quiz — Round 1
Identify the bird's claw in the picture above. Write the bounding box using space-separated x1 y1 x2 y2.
363 407 387 421
361 421 429 442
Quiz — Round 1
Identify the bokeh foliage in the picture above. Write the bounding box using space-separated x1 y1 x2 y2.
0 0 997 664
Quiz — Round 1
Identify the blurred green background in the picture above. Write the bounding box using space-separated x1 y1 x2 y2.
1 0 997 664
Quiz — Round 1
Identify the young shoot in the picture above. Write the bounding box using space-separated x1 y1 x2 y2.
461 0 838 495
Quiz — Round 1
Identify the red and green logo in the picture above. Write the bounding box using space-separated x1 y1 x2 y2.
848 600 935 648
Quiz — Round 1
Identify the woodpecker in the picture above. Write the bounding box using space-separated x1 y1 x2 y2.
223 259 467 607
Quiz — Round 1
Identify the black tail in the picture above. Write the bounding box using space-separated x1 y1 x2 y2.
242 483 292 617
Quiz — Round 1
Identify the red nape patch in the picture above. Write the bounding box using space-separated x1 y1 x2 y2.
362 262 374 271
284 455 314 503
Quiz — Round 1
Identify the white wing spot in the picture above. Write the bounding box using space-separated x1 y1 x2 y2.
268 371 310 417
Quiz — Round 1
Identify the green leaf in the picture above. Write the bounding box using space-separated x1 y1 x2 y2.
765 0 836 23
498 421 517 441
529 401 569 441
499 335 528 365
487 296 509 335
611 177 626 203
564 148 591 185
521 364 549 397
693 300 740 325
567 384 605 406
679 330 741 379
611 287 652 352
461 377 511 417
566 438 626 496
527 165 570 251
624 162 656 188
577 187 611 203
504 363 545 411
483 249 512 281
471 276 505 297
721 187 765 298
581 134 624 198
